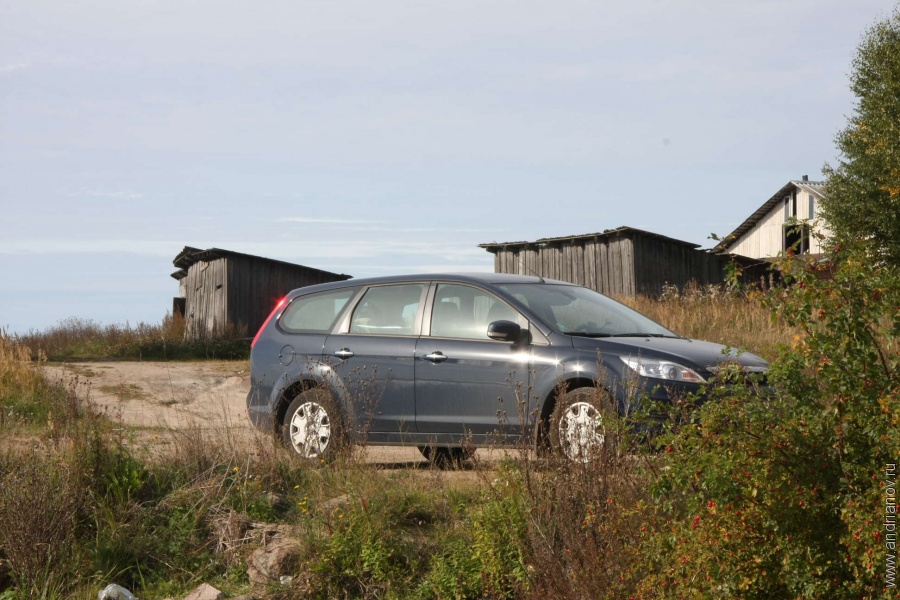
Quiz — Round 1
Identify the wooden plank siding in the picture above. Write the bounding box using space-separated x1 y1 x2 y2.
173 247 350 340
481 228 729 298
181 259 228 339
718 180 829 259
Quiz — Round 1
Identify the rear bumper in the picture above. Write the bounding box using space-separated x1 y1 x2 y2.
246 385 275 432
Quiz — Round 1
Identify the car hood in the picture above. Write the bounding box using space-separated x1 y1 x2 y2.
570 335 769 371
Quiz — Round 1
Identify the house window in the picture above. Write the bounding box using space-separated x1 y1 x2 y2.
783 193 797 220
783 223 810 254
809 194 816 219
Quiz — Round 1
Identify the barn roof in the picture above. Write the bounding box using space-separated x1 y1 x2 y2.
479 225 702 252
714 179 826 253
170 246 352 281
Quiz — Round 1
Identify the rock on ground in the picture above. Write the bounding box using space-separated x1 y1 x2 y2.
183 583 224 600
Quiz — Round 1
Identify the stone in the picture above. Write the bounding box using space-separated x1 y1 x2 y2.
182 583 224 600
246 539 301 584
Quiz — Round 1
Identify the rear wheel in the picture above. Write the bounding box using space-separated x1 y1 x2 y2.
281 388 348 460
418 445 474 469
549 387 618 463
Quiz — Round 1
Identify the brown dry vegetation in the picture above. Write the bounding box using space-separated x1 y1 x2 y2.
619 284 793 361
15 314 249 361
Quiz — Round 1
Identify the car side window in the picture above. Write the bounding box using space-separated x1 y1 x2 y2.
279 288 357 333
429 283 526 340
349 284 425 335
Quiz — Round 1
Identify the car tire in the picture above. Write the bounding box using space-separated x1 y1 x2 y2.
549 387 618 463
281 388 347 460
418 445 474 469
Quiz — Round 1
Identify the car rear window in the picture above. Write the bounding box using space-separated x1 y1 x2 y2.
279 288 358 333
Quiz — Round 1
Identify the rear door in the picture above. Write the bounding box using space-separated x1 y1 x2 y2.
323 282 426 437
414 282 533 439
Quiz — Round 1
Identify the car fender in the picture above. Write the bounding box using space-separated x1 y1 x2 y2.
535 356 632 414
270 356 354 422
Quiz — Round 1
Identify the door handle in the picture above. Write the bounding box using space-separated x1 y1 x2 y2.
424 351 448 363
334 348 354 359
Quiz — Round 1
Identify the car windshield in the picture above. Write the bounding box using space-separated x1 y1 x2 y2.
497 283 678 338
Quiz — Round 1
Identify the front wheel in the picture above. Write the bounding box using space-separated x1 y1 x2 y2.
549 387 618 463
281 388 347 460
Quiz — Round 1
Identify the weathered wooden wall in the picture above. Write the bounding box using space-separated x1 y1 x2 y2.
180 256 349 339
489 232 728 297
630 234 726 296
225 256 347 336
181 258 228 339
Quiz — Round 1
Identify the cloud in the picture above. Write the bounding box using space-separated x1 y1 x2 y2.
0 238 491 264
276 219 497 234
0 63 27 74
0 240 178 257
62 190 146 200
277 217 383 224
546 65 594 82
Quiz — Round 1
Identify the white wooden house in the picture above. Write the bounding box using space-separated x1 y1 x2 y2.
715 176 829 259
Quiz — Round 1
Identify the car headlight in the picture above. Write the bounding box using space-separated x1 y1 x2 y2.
620 356 705 383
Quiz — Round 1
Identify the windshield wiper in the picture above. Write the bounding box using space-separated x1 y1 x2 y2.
566 332 612 338
608 333 681 338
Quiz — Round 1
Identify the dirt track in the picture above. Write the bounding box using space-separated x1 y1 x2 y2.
44 360 484 466
47 360 253 431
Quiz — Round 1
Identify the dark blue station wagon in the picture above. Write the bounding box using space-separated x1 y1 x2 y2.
247 273 768 463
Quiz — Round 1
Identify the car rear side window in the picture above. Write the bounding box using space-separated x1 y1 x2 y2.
349 283 425 335
279 288 357 333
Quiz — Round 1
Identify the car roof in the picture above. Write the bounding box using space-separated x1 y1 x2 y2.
286 272 574 297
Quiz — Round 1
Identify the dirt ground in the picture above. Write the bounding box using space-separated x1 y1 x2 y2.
44 360 503 467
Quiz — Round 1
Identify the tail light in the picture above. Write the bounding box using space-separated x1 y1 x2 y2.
251 296 287 349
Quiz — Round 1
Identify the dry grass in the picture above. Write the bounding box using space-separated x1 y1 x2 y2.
0 329 46 400
15 314 250 361
619 284 793 360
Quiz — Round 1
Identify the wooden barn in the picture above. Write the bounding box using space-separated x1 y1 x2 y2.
171 246 351 339
715 176 828 259
479 226 730 297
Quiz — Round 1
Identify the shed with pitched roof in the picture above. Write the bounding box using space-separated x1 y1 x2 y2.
479 226 730 297
171 247 351 339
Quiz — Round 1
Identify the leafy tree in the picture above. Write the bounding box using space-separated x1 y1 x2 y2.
821 7 900 265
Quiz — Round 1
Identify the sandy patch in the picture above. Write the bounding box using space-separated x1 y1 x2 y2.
42 360 461 465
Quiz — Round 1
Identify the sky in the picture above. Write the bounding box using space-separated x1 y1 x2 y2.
1 0 896 334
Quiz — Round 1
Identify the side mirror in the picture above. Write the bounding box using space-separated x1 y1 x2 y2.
487 320 529 344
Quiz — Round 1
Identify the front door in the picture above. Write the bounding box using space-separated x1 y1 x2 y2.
414 283 533 440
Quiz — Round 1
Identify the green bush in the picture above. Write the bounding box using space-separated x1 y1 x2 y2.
422 463 529 600
639 247 899 598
